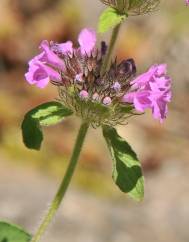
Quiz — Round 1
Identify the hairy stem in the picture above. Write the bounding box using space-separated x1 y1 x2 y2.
101 23 121 75
31 122 89 242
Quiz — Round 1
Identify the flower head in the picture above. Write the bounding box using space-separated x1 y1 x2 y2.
100 0 160 15
25 28 171 126
25 28 138 127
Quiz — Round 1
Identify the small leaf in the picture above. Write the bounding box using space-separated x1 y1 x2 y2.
22 101 73 150
98 7 127 33
0 221 31 242
103 126 144 201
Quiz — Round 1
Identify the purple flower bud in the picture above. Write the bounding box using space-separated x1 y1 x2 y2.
79 90 89 100
75 73 83 83
118 59 136 77
101 41 107 56
112 82 121 92
103 97 112 106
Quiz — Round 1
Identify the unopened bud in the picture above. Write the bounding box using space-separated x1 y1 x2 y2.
100 0 160 16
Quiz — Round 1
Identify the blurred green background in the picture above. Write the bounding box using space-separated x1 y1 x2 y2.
0 1 189 242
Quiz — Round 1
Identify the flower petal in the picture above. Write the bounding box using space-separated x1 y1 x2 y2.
40 40 65 69
55 41 73 55
78 28 96 55
25 59 61 88
122 92 135 103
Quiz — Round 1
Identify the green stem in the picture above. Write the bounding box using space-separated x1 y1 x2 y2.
101 23 121 75
31 122 89 242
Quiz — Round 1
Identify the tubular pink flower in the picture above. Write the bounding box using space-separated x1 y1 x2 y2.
25 60 61 88
122 64 171 122
25 28 97 89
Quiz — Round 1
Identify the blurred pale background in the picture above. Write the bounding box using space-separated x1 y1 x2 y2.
0 0 189 242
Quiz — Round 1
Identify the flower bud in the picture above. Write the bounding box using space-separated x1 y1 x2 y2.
103 97 112 105
100 0 160 16
79 90 89 100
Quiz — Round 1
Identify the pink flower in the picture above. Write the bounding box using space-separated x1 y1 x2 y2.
25 28 97 88
186 0 189 5
122 64 171 122
25 59 61 89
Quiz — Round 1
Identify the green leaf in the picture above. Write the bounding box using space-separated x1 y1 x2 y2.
0 221 31 242
21 101 73 150
98 7 127 33
103 126 144 201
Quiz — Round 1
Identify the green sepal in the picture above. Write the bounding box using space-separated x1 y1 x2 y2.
98 7 127 33
103 125 144 201
116 104 134 114
117 104 144 116
21 101 73 150
0 221 31 242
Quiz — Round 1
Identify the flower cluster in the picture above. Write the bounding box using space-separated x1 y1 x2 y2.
100 0 160 15
186 0 189 5
25 28 171 126
122 64 171 122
